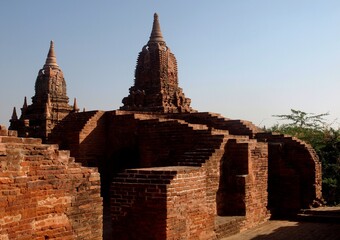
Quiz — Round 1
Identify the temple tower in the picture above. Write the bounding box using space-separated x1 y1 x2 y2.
10 41 76 140
121 13 194 113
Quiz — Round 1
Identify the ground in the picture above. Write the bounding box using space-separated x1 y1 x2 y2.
222 207 340 240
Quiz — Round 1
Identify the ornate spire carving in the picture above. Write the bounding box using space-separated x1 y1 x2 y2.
121 13 194 113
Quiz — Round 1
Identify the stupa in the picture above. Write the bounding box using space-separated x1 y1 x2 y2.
121 13 193 113
9 41 77 140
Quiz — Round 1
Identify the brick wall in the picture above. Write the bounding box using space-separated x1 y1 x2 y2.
244 141 269 227
111 168 175 240
167 167 216 240
217 139 269 230
111 166 216 240
0 125 102 239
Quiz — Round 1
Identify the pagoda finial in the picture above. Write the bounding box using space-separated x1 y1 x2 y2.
11 107 18 121
44 40 59 68
148 13 165 43
23 96 28 109
73 98 79 112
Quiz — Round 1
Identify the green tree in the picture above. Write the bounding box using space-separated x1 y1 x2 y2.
269 109 340 205
274 109 328 129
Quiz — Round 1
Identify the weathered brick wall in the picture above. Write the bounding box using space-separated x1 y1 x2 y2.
244 141 269 228
111 168 175 240
217 139 269 230
0 125 102 239
200 134 228 218
111 166 216 240
167 167 216 240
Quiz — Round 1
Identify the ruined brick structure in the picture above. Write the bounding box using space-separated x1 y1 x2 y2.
0 125 102 239
7 13 323 239
9 41 77 141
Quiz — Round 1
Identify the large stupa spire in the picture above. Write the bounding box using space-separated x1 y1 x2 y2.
121 13 193 113
148 13 165 44
43 40 59 68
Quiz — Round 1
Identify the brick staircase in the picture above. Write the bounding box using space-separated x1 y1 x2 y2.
135 116 228 167
48 110 102 144
222 119 260 137
166 112 261 138
79 111 105 142
175 131 228 167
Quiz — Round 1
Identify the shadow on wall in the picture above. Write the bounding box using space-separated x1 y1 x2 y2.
267 141 318 218
217 139 248 216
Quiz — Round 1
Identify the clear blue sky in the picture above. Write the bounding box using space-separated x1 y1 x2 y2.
1 1 340 128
